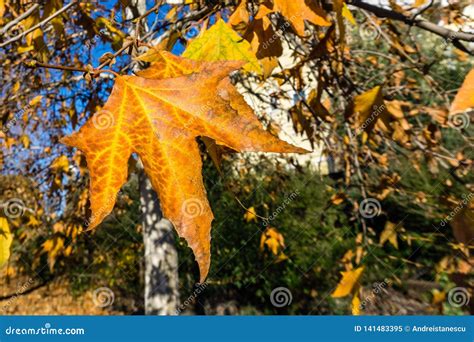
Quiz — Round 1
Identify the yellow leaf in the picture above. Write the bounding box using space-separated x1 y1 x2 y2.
27 215 41 227
450 68 474 115
12 81 20 93
330 193 346 205
229 0 249 27
17 45 35 54
347 86 390 133
182 19 261 73
380 221 399 249
0 0 5 20
164 7 177 21
96 17 125 38
6 266 15 277
331 266 364 298
63 245 73 257
21 135 30 148
342 3 356 25
351 292 361 315
42 236 64 272
260 227 285 255
414 0 427 7
50 155 69 173
244 206 258 222
20 12 47 62
62 51 307 283
201 136 223 173
4 137 15 149
431 289 446 305
29 95 43 106
0 218 13 266
276 252 289 262
264 0 331 37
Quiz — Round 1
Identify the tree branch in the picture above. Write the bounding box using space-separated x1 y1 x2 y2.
0 1 78 48
24 60 119 77
348 0 474 54
0 3 40 37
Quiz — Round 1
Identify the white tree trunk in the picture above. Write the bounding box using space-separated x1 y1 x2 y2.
125 0 179 315
139 168 179 315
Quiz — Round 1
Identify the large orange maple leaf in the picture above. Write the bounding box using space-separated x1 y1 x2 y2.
62 51 306 282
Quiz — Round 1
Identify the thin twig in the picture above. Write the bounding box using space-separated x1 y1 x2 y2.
347 0 474 54
97 40 135 70
411 0 434 21
133 0 162 23
0 1 78 48
0 3 40 37
24 60 119 77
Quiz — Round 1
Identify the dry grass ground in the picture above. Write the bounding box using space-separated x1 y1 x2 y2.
0 274 122 315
